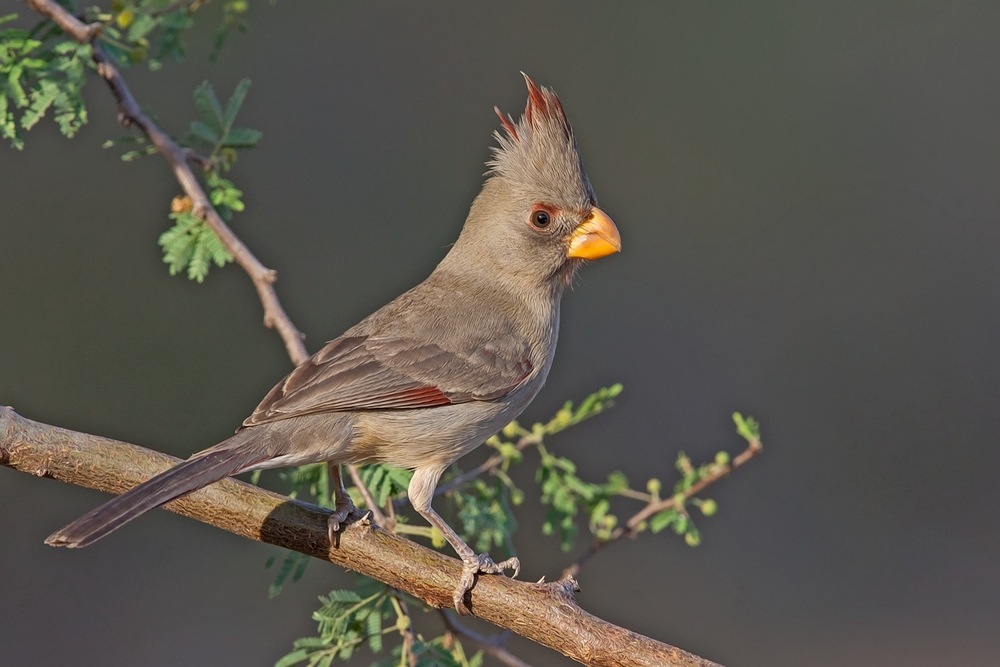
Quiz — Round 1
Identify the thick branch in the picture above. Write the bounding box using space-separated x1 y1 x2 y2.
24 0 309 366
1 407 722 667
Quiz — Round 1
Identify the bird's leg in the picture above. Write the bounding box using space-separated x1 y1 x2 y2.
408 466 520 614
327 462 365 541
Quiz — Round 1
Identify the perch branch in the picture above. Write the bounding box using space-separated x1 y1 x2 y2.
24 0 309 366
1 407 722 667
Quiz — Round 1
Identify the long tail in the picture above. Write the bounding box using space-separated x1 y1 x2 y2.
46 432 271 548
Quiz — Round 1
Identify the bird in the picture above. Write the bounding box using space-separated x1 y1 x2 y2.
45 74 621 613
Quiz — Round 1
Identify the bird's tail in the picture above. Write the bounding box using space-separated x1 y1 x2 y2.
45 431 271 549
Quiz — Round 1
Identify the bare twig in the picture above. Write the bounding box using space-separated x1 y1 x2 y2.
392 593 417 667
182 148 213 170
440 610 533 667
346 463 391 529
153 0 207 17
1 407 723 667
24 0 309 366
562 438 763 579
24 0 101 41
433 433 539 500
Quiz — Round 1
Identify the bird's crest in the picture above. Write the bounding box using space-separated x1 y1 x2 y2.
487 74 594 207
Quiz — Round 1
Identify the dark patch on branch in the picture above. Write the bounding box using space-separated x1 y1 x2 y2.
1 406 722 667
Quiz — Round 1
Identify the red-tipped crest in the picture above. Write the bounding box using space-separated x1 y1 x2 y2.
521 72 570 137
494 106 519 141
487 74 593 208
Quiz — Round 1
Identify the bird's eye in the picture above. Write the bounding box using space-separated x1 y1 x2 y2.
531 210 551 228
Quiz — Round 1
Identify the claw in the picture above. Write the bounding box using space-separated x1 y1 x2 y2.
454 553 521 614
326 496 367 543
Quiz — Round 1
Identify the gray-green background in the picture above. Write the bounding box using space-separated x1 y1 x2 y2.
2 2 999 665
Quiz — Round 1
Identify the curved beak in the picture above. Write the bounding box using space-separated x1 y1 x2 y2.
566 207 621 260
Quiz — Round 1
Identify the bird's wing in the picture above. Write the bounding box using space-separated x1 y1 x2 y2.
241 334 533 428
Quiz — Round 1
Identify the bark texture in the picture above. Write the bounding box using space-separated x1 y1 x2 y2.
1 406 722 667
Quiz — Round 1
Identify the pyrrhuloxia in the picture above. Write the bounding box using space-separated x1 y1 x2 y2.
46 74 621 612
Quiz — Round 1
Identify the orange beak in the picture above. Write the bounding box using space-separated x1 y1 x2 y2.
566 207 621 260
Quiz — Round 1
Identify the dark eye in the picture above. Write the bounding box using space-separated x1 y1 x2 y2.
531 210 550 228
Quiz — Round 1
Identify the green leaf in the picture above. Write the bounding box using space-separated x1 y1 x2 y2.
365 610 382 653
223 126 261 147
20 78 56 129
193 80 223 132
274 648 311 667
187 119 219 144
158 210 232 281
223 77 251 127
127 14 159 43
733 412 761 443
649 509 678 534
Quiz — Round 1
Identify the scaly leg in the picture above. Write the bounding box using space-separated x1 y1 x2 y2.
408 466 520 613
327 462 365 542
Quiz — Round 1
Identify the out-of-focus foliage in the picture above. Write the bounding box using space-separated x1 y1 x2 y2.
1 14 90 149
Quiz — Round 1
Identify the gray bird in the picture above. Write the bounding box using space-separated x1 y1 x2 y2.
46 75 621 612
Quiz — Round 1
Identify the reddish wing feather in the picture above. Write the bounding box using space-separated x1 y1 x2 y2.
367 386 453 409
241 334 531 428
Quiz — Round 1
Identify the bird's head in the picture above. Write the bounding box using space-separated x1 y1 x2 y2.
441 75 620 294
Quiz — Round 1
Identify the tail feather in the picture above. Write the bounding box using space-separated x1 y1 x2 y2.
46 435 270 548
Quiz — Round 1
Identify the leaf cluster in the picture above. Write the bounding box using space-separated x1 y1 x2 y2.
156 79 260 281
354 464 413 511
279 577 483 667
454 477 519 555
1 14 90 149
278 578 395 667
159 201 234 282
82 0 248 69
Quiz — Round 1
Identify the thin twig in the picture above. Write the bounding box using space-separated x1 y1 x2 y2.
347 463 391 529
440 610 533 667
182 147 213 169
389 592 417 667
153 0 207 17
562 438 763 579
24 0 100 41
24 0 309 366
433 434 539 499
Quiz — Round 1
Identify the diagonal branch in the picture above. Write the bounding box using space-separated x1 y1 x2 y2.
562 438 763 580
1 406 722 667
346 463 390 528
440 609 532 667
24 0 309 366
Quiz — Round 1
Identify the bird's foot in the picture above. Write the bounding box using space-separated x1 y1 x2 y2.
327 496 368 543
454 552 520 614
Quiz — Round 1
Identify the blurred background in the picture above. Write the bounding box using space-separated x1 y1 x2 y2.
2 1 999 665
